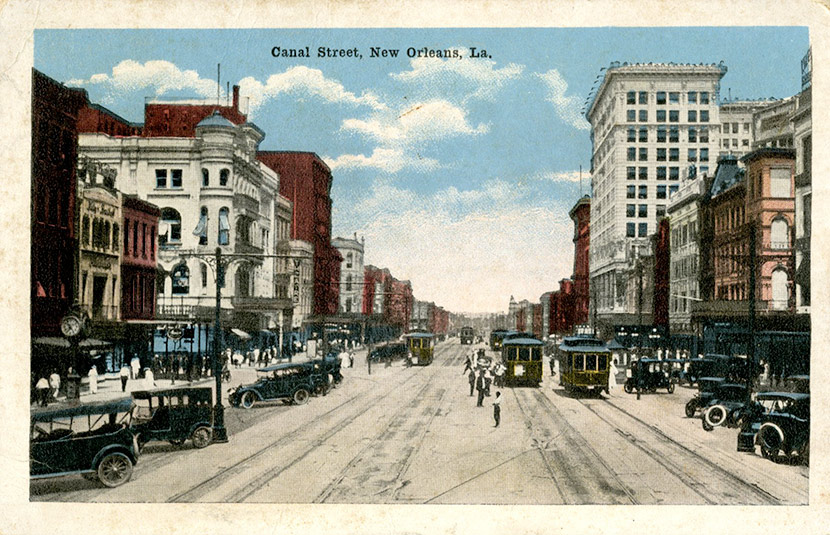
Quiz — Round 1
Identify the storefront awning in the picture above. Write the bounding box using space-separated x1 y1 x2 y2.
32 337 113 349
230 328 250 339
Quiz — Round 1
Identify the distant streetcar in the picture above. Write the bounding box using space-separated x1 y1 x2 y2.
557 335 611 396
460 326 475 345
501 337 544 387
404 332 435 366
490 329 516 351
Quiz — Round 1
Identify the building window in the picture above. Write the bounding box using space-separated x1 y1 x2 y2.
195 206 208 245
771 217 789 249
627 147 636 161
669 185 679 195
150 226 155 259
656 148 666 161
638 185 647 199
218 207 230 245
627 110 636 122
732 138 739 148
657 167 667 180
688 127 697 142
670 167 679 180
82 216 90 246
669 92 679 104
627 223 636 237
627 127 636 142
627 204 636 217
171 264 190 295
627 185 636 199
638 91 647 104
770 167 791 197
638 110 648 122
742 139 750 147
627 166 636 180
688 110 697 122
700 91 710 104
669 148 679 161
113 223 120 251
123 218 129 254
132 220 139 256
171 169 182 188
688 148 697 162
700 148 709 162
638 223 648 237
638 148 647 161
141 223 146 258
699 126 709 143
638 204 648 217
656 126 666 142
668 110 678 123
346 252 353 269
656 204 666 217
627 91 636 104
656 91 666 105
771 268 788 310
202 168 209 187
669 126 679 142
159 208 181 246
700 110 709 122
657 185 667 199
346 274 353 292
220 169 230 186
201 263 208 288
700 166 709 175
688 91 697 103
638 167 648 180
639 127 648 142
656 110 666 122
155 169 167 188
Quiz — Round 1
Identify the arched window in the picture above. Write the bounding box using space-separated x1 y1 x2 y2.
82 216 90 246
112 223 120 251
771 268 788 310
159 208 182 246
236 216 251 245
218 207 230 245
770 217 789 250
194 206 208 245
171 264 190 295
104 221 111 250
200 263 208 289
236 265 251 298
202 168 209 187
346 274 352 292
220 168 229 186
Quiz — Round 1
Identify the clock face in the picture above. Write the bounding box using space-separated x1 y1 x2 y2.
61 315 82 337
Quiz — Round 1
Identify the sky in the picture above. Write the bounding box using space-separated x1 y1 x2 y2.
34 27 809 313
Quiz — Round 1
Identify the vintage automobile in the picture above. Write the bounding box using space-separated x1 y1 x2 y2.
623 358 675 395
131 386 214 449
684 377 726 418
229 361 320 409
309 355 342 393
700 383 752 431
737 392 809 464
686 354 761 385
369 342 407 362
30 398 140 488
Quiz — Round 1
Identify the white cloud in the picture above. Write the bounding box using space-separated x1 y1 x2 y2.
67 60 220 103
391 49 525 102
324 147 440 173
336 179 575 312
238 66 386 114
540 170 588 183
537 69 591 131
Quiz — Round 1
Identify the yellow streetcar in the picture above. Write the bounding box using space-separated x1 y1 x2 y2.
557 335 611 396
501 337 544 387
405 332 435 366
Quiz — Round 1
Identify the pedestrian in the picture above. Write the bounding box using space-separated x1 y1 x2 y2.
476 370 486 407
484 366 493 396
367 346 373 375
549 355 556 376
494 362 505 387
609 358 619 392
144 367 156 389
36 376 50 406
130 355 140 380
120 364 130 392
49 370 61 402
493 391 501 427
468 369 476 396
348 351 354 368
88 365 99 395
462 354 472 374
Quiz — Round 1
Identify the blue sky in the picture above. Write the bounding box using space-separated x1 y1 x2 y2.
35 27 808 313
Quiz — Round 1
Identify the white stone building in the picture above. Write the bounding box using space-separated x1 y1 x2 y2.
332 235 365 314
792 85 811 313
718 100 768 160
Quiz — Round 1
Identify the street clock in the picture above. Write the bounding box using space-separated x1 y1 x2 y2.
60 313 85 338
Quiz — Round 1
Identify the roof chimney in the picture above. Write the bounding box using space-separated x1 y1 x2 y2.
232 85 240 111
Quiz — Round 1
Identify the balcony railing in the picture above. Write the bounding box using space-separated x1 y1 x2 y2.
231 296 293 311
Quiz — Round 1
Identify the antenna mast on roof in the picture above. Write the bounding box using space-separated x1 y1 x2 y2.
226 82 230 107
579 164 583 196
217 63 221 106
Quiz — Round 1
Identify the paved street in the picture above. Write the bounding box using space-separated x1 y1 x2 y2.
30 338 807 504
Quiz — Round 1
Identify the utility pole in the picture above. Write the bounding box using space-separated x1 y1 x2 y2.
212 247 228 442
747 224 756 394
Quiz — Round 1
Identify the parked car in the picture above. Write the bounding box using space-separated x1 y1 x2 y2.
131 386 214 449
737 392 809 464
623 358 675 394
684 377 726 418
30 398 139 488
700 383 752 431
229 361 319 409
686 354 761 385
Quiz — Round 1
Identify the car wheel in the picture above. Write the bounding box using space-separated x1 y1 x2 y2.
97 452 133 488
667 383 675 394
623 381 633 394
702 418 714 432
759 426 783 460
726 407 744 428
685 400 698 418
191 426 213 449
240 391 256 409
705 405 728 428
293 388 310 405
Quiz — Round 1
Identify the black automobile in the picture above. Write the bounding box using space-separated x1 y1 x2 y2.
684 377 726 418
686 354 761 385
309 355 343 394
30 398 140 488
700 383 752 431
229 361 318 408
623 358 675 395
131 387 214 449
737 392 809 464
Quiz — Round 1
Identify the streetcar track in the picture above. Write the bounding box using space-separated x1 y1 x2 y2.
579 398 783 505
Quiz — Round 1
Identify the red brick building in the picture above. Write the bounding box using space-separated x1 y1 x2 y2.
362 265 411 330
532 303 543 339
77 103 141 137
142 86 246 137
569 195 591 325
258 151 342 316
121 195 160 320
31 69 87 340
429 305 449 337
549 278 575 335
